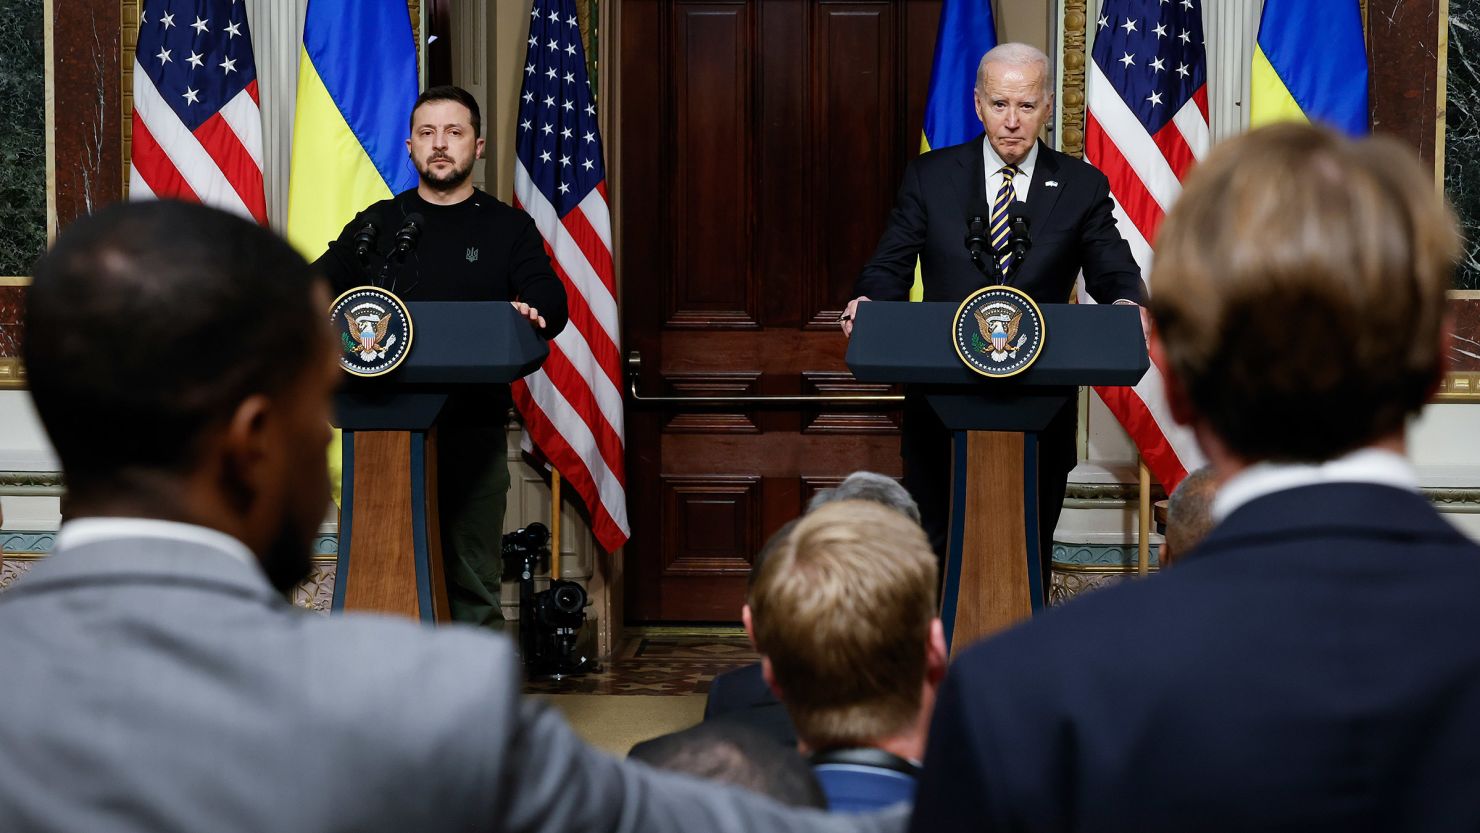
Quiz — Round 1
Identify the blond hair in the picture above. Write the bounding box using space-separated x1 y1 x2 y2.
749 500 937 750
1149 123 1458 461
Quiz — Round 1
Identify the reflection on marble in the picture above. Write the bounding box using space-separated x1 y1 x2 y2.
0 0 46 276
1448 2 1480 290
0 286 24 358
1452 296 1480 373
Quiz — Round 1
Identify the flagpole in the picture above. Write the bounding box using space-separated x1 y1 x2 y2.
1137 460 1151 576
550 470 562 581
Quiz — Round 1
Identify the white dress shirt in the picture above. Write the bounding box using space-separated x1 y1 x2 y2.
1211 447 1420 523
983 137 1037 203
56 517 257 567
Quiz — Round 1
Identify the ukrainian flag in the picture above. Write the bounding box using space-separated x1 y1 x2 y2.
287 0 419 505
912 0 996 299
1250 0 1369 135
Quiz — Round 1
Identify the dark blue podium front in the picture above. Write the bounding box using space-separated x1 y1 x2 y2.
846 301 1147 653
332 302 548 623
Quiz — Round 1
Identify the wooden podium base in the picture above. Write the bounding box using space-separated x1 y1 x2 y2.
939 430 1044 657
333 430 450 623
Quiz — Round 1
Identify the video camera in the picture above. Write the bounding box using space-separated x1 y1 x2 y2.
501 522 595 678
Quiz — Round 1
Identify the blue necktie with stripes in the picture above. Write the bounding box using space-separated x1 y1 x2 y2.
989 164 1021 279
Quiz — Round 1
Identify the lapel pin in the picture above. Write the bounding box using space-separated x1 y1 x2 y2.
1045 180 1059 188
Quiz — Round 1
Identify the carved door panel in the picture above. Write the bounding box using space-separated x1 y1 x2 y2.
618 0 941 620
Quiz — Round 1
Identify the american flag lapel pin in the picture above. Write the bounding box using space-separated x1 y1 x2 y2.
1045 180 1059 188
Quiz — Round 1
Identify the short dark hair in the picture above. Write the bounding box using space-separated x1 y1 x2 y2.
24 200 324 495
410 85 482 138
628 721 825 809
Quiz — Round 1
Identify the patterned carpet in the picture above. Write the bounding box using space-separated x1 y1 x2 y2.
523 633 758 696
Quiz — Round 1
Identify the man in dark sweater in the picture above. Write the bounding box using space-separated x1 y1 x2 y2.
316 85 567 629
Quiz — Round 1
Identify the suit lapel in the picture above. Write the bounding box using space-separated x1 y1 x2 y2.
956 133 989 211
1024 140 1062 237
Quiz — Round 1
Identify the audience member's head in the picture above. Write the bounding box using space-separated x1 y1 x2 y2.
805 471 921 524
628 720 826 809
23 200 337 593
1161 467 1218 567
1149 123 1457 468
749 500 944 757
741 472 917 645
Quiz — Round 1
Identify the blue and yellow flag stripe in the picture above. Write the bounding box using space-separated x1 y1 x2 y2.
286 0 419 260
913 0 996 299
286 0 420 506
1250 0 1368 135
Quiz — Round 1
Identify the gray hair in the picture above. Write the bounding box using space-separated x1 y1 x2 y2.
976 42 1054 93
806 471 921 524
1165 467 1219 561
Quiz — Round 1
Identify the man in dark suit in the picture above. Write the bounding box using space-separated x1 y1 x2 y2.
909 124 1480 832
842 43 1144 583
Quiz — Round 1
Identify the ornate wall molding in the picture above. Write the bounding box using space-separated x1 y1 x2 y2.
1059 0 1087 159
0 471 63 494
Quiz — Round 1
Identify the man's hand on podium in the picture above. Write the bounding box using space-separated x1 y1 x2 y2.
511 301 547 330
840 295 870 338
1112 298 1151 344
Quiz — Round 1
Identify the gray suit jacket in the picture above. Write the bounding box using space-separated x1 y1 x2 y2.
0 534 906 833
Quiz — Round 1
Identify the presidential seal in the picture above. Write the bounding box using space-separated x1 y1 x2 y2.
952 285 1046 379
329 286 414 377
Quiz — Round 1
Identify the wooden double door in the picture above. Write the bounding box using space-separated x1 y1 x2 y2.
617 0 944 620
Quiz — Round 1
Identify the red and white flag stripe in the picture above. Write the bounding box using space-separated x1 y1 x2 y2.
129 58 267 225
512 162 630 553
1083 62 1208 492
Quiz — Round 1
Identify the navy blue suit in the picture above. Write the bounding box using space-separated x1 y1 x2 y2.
910 483 1480 832
854 136 1144 576
705 662 798 748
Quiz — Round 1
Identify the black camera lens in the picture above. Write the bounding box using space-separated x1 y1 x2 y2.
551 583 585 614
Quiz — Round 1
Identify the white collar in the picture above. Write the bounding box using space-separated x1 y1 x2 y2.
983 136 1038 181
1211 447 1419 523
56 517 257 568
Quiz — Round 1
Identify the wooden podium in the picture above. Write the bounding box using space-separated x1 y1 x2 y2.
332 302 549 623
846 302 1147 655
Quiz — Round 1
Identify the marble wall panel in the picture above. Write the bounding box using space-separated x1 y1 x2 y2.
0 287 25 358
0 0 46 276
1448 0 1480 291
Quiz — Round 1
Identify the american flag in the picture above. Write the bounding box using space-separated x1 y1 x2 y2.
511 1 629 554
1084 0 1209 493
129 1 266 224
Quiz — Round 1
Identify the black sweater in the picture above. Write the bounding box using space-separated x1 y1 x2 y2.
315 188 568 420
316 188 568 337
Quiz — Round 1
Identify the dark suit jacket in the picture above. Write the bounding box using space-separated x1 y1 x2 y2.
910 483 1480 833
854 136 1143 306
705 662 798 748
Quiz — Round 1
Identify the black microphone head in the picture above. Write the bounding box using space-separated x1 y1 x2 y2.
394 212 424 254
1008 200 1030 226
352 221 379 261
968 199 993 224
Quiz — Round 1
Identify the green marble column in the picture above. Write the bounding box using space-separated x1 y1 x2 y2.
0 0 46 276
1447 0 1480 291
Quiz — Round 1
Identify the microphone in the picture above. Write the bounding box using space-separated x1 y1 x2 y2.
352 222 379 264
393 213 424 258
1006 201 1031 278
964 199 993 275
